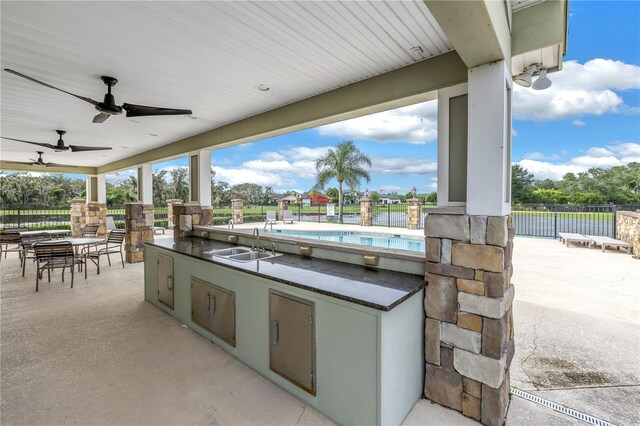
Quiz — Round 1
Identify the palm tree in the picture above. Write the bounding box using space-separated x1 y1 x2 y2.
314 141 371 223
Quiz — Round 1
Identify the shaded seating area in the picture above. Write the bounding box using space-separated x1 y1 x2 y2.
84 229 125 274
33 240 86 291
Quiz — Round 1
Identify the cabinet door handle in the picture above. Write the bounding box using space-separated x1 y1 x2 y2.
271 320 279 346
210 295 216 315
167 275 173 291
204 292 210 313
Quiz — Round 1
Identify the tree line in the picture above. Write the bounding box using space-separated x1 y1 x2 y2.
2 162 637 208
511 162 640 205
0 168 279 208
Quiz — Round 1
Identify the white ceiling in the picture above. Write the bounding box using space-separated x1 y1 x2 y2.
0 1 452 169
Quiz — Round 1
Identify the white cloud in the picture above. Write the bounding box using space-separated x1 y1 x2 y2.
572 119 586 126
371 157 437 175
513 59 640 121
317 100 437 144
377 185 403 192
517 142 640 180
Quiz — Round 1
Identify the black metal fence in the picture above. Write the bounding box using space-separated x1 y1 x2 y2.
0 206 70 230
3 203 638 237
512 204 639 238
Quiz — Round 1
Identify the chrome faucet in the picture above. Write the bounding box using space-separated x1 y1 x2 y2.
252 228 260 251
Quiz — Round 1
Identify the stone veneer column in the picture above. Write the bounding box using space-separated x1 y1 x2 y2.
201 206 214 226
172 202 203 239
166 199 183 229
231 199 244 225
407 197 421 230
360 197 372 226
124 202 154 263
278 200 288 221
616 210 639 258
86 202 107 237
70 199 87 237
423 207 515 426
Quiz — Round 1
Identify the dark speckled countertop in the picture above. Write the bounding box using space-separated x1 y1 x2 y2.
146 237 424 311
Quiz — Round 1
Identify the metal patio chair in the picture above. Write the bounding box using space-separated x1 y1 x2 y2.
0 228 27 261
19 232 52 277
33 241 86 292
85 229 125 274
81 224 100 237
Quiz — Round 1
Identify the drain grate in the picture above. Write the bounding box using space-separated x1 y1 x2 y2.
510 387 616 426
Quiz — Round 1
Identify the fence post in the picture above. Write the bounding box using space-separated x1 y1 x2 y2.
298 204 301 221
553 212 557 238
17 208 21 228
612 204 617 238
318 204 321 223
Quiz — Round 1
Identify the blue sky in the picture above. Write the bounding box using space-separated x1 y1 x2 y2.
134 1 640 194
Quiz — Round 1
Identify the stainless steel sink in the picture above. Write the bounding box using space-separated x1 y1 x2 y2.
205 247 253 257
227 252 282 262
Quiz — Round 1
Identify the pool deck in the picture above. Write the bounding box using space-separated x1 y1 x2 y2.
216 220 425 237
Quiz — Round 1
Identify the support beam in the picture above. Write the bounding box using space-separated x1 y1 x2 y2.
466 61 512 216
189 150 211 207
425 1 511 69
137 163 153 205
96 51 467 174
0 162 97 175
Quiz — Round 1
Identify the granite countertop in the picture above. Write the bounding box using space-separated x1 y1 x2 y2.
146 237 425 311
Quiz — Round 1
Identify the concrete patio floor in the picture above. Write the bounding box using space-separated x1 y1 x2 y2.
1 232 637 425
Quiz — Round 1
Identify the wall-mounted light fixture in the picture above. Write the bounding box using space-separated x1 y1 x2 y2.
514 63 552 90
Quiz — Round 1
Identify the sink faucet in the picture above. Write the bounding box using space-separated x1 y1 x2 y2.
252 228 260 251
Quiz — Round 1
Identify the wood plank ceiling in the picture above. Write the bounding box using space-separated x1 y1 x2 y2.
1 1 452 169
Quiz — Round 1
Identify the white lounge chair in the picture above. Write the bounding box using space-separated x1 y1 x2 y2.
558 232 591 247
106 216 117 231
264 210 277 229
282 210 294 224
585 235 631 253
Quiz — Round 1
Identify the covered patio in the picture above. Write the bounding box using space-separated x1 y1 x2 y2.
2 1 571 425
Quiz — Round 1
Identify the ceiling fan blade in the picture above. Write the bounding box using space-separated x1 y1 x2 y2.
122 103 192 118
92 112 111 123
46 162 76 168
1 137 57 150
69 145 113 152
4 69 99 106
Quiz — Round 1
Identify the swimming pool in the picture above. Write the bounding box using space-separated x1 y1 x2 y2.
261 229 425 253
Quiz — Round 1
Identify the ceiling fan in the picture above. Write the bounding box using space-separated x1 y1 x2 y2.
4 151 76 168
4 69 193 124
1 130 112 152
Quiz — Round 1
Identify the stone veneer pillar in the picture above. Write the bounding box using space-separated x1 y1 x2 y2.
278 200 288 221
231 199 244 225
360 197 372 226
86 202 107 237
166 199 183 229
423 207 515 426
616 210 640 258
407 197 421 230
124 202 154 263
70 199 87 237
172 202 203 239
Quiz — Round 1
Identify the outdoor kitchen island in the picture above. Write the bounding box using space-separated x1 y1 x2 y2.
144 237 424 426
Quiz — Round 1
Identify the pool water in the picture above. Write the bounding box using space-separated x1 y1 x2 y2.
261 229 425 253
